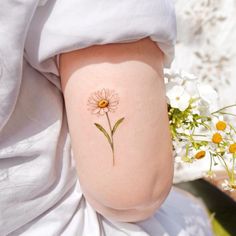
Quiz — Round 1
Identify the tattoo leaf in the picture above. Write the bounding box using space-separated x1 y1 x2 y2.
112 117 125 135
94 123 112 146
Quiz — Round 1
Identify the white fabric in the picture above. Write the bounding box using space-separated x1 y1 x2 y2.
0 1 213 235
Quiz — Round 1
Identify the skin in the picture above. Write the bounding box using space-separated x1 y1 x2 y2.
59 37 174 222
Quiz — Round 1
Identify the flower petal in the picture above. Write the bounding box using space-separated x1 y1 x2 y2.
109 94 119 101
197 83 218 104
103 107 109 112
99 108 105 115
101 88 106 98
92 108 101 114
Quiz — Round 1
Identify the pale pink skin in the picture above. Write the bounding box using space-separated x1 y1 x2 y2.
59 37 174 223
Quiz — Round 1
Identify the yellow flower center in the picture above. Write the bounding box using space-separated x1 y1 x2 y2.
216 121 227 131
229 143 236 153
98 99 109 108
231 184 236 189
212 133 223 144
195 150 206 159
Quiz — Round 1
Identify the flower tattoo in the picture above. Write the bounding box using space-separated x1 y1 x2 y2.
87 88 125 166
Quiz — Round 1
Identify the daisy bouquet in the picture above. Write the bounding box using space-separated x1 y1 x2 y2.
165 69 236 192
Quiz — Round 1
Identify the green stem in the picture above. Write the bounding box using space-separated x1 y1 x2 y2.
201 122 212 130
209 153 213 173
178 137 210 143
231 153 235 185
218 112 236 117
184 143 191 162
106 112 115 166
229 123 236 135
211 104 236 115
178 135 232 143
190 134 209 137
197 115 211 120
228 127 235 142
218 155 231 180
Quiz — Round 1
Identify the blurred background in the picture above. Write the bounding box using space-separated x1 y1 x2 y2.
172 1 236 235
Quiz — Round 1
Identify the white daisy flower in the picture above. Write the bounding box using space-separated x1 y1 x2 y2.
87 88 119 116
166 84 191 111
197 83 218 112
212 116 230 133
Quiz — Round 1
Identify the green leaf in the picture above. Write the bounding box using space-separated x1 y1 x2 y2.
94 123 112 146
112 117 125 135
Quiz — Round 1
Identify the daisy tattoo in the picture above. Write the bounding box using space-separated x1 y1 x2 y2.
87 88 125 166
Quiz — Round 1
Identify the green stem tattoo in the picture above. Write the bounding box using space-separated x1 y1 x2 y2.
106 112 115 166
87 88 125 166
